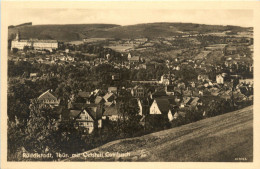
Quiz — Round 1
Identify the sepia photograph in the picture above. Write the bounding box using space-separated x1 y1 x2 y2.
1 1 260 168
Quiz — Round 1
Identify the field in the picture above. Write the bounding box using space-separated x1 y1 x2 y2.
66 106 253 162
104 45 134 52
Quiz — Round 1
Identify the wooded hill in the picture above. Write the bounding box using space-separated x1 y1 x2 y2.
8 22 251 41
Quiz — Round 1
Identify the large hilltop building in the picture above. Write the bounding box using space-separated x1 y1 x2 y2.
11 33 58 52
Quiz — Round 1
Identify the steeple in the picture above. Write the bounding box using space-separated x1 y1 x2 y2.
169 70 173 85
15 32 20 41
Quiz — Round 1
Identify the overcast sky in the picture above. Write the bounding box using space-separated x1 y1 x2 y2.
7 9 253 27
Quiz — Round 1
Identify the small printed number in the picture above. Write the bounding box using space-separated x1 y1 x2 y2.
235 157 247 161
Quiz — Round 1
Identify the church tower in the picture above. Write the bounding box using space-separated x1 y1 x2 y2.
128 53 132 59
15 32 20 41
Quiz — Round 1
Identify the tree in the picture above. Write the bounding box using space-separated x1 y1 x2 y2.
7 117 26 161
117 98 142 138
24 99 59 157
23 46 30 52
185 107 203 123
12 48 18 54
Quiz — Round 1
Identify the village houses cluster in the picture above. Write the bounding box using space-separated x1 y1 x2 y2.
9 31 254 134
36 69 253 133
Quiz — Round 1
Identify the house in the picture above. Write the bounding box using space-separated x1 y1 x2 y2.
159 74 175 85
94 96 105 104
108 87 118 94
139 64 147 69
180 97 192 108
225 46 237 55
127 53 132 59
69 105 103 133
168 109 174 122
92 89 101 96
220 91 232 100
103 92 116 102
209 87 220 96
150 98 170 115
173 111 186 119
216 74 224 84
76 91 92 103
183 90 192 97
190 82 196 88
38 90 60 107
151 90 167 99
104 102 114 107
111 74 120 80
137 99 143 116
128 56 140 64
177 82 186 89
239 79 253 85
30 73 38 78
102 105 120 121
191 89 200 97
148 98 177 124
190 97 202 107
198 75 209 81
131 85 146 97
165 85 175 96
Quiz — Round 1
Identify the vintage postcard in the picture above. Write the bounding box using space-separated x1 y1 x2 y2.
1 1 260 169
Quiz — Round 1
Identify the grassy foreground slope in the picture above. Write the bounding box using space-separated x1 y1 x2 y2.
66 106 253 162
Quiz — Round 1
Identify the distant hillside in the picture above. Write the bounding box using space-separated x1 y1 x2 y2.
66 106 253 162
8 24 120 41
8 22 33 29
94 22 250 39
8 22 251 41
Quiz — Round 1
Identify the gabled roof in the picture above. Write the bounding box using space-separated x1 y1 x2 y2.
154 98 170 114
103 106 119 116
104 102 114 107
190 97 200 106
158 96 176 105
152 90 167 98
84 106 103 120
70 103 97 110
192 89 200 97
174 87 182 94
174 111 186 118
198 74 209 79
133 85 144 89
69 110 81 118
128 56 140 61
78 91 91 98
38 90 57 100
216 74 224 78
95 96 104 104
103 92 114 100
69 104 103 120
108 87 117 93
182 97 192 105
183 90 192 96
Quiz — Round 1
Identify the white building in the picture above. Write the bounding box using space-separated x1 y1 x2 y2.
216 74 224 84
11 33 58 52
